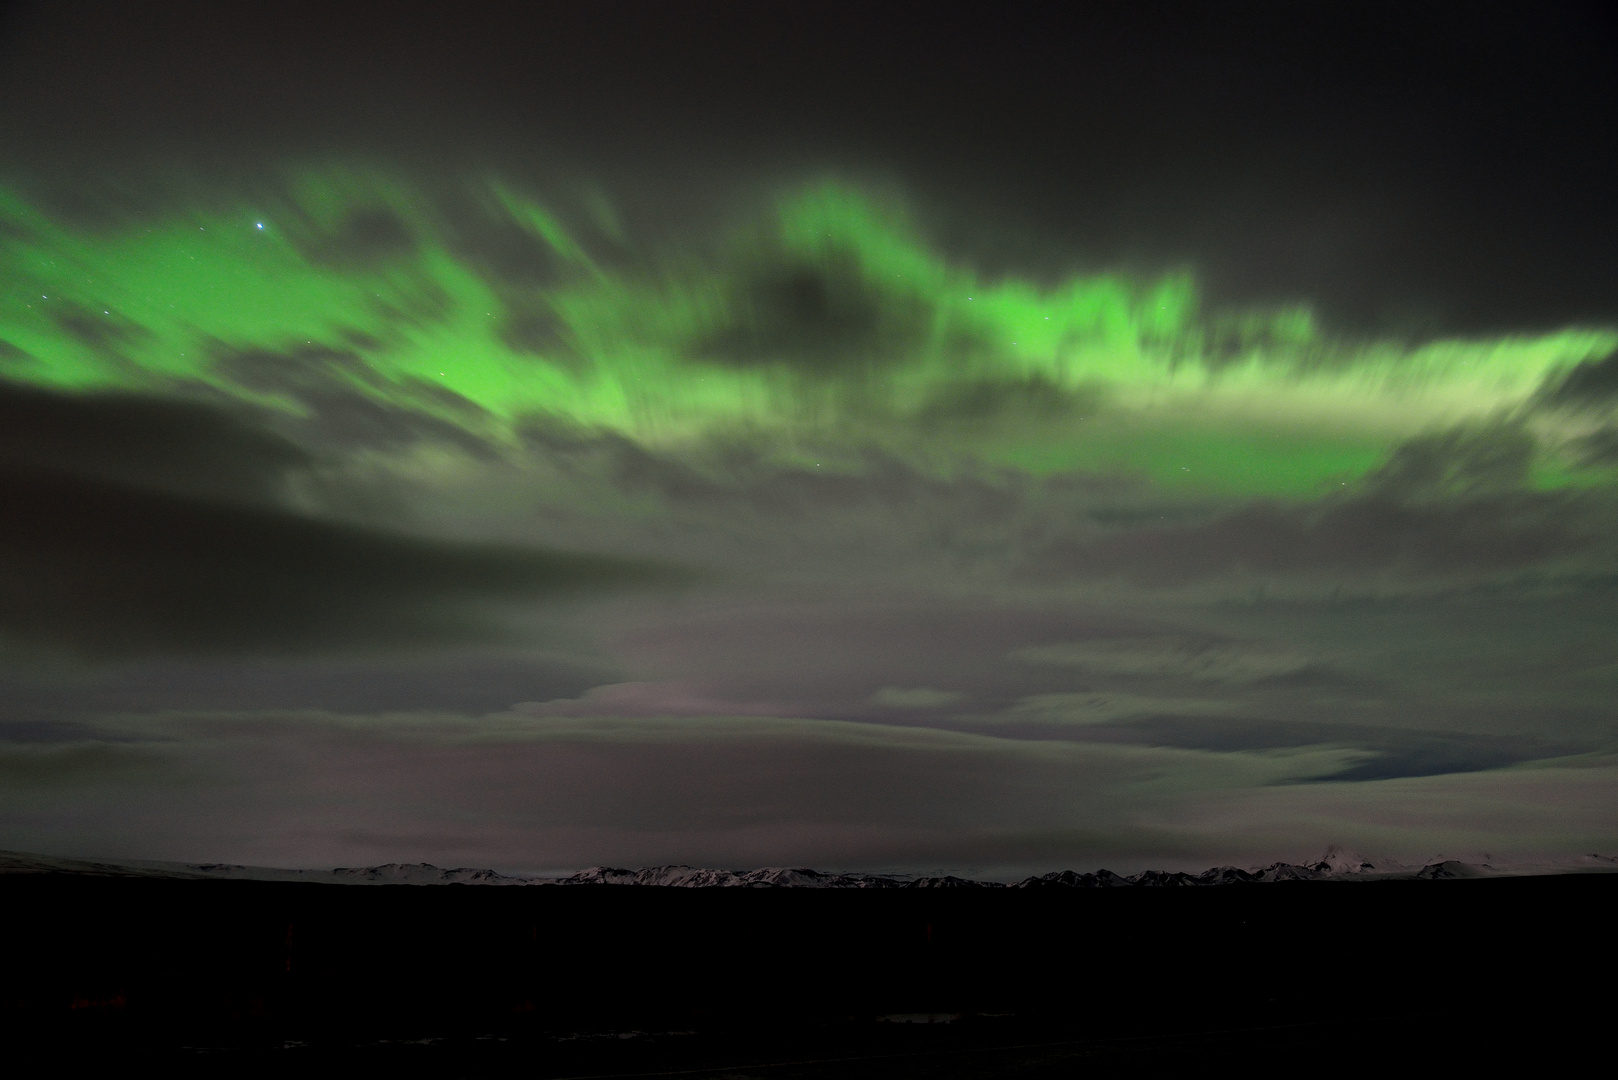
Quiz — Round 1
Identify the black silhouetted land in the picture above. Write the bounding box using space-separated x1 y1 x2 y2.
2 863 1610 1073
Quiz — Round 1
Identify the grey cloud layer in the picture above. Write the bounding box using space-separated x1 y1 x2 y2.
0 380 309 505
5 364 1618 869
0 381 685 658
3 709 1607 876
345 414 1618 608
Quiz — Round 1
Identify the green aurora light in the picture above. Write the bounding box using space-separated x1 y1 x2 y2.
2 171 1613 497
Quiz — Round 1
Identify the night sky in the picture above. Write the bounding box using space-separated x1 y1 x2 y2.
2 1 1616 877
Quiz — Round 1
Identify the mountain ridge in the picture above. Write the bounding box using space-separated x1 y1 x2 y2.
5 848 1615 886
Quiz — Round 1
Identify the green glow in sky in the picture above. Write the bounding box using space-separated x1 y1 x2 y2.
3 171 1613 496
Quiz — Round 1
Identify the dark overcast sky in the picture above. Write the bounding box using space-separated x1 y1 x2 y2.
3 1 1618 334
3 2 1618 877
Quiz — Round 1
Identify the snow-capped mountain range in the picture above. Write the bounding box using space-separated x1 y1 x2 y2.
3 848 1615 886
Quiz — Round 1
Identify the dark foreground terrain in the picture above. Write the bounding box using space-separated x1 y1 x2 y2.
2 873 1610 1074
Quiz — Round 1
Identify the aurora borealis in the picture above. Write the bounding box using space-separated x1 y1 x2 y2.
3 1 1617 877
6 173 1614 496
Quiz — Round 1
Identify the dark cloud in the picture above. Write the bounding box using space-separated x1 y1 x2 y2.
1366 424 1537 502
286 382 491 456
434 188 564 286
1043 494 1584 586
735 457 1015 519
1033 427 1603 587
0 741 167 785
0 382 568 659
0 717 103 744
214 344 497 455
1541 348 1618 407
597 601 1162 722
0 652 616 720
292 207 419 269
49 302 148 355
497 302 583 367
915 375 1099 427
0 379 309 504
516 421 729 505
1062 714 1580 783
0 465 685 658
517 425 1033 530
694 251 933 374
1202 311 1329 370
1572 426 1618 466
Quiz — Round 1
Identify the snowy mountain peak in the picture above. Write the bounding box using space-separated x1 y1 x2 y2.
1318 845 1382 874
